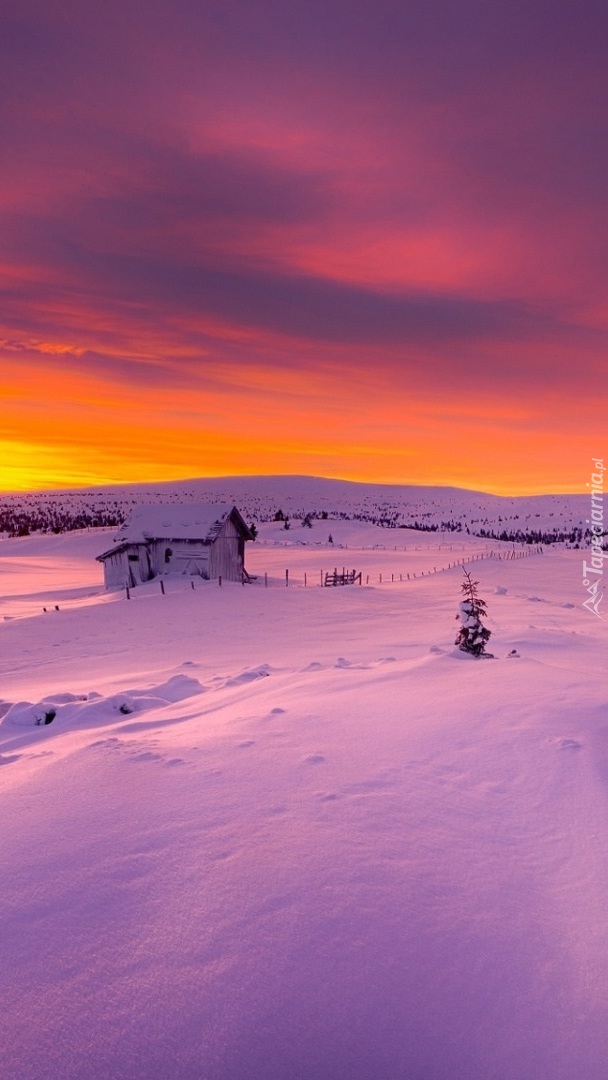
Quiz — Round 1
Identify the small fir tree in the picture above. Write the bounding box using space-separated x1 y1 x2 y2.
455 569 493 657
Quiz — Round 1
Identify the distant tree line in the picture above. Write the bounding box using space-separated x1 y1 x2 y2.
400 520 464 533
0 500 128 538
475 526 604 547
1 494 600 550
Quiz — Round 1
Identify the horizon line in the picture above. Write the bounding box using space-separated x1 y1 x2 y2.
0 472 586 500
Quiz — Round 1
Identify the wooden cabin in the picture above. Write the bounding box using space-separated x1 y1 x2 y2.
96 504 253 589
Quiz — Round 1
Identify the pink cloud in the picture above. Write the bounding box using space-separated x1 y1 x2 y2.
1 1 607 491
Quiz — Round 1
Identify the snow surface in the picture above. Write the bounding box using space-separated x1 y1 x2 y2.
1 513 607 1079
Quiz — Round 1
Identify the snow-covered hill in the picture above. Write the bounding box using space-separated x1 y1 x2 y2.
1 515 607 1079
0 473 589 543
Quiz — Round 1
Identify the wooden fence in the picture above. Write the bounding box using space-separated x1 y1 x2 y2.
324 568 362 587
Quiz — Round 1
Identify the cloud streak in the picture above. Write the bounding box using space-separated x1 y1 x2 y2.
1 0 607 491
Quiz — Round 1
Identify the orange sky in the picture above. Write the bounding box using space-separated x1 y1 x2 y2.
1 2 606 495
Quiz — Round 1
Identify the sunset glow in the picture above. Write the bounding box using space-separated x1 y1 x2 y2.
1 1 606 494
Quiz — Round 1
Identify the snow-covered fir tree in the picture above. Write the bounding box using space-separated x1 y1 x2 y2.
455 568 493 657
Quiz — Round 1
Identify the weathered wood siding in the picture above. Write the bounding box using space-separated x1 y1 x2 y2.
102 550 127 589
148 540 211 578
102 545 152 589
209 517 244 581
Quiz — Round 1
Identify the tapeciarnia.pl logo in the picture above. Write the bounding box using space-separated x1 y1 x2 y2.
582 458 605 618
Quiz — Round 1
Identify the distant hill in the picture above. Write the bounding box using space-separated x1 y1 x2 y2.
0 474 589 545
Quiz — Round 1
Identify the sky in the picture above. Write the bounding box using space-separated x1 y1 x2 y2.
1 0 607 494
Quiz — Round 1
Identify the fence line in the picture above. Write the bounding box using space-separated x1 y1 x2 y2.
120 545 544 599
249 545 544 589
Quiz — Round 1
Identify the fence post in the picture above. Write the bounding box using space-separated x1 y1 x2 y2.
219 575 222 587
265 572 268 588
160 580 165 595
304 572 307 587
286 569 289 587
126 586 130 600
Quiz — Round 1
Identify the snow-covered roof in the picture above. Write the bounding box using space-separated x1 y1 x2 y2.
114 503 247 543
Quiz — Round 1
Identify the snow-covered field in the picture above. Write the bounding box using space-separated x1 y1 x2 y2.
1 515 607 1079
